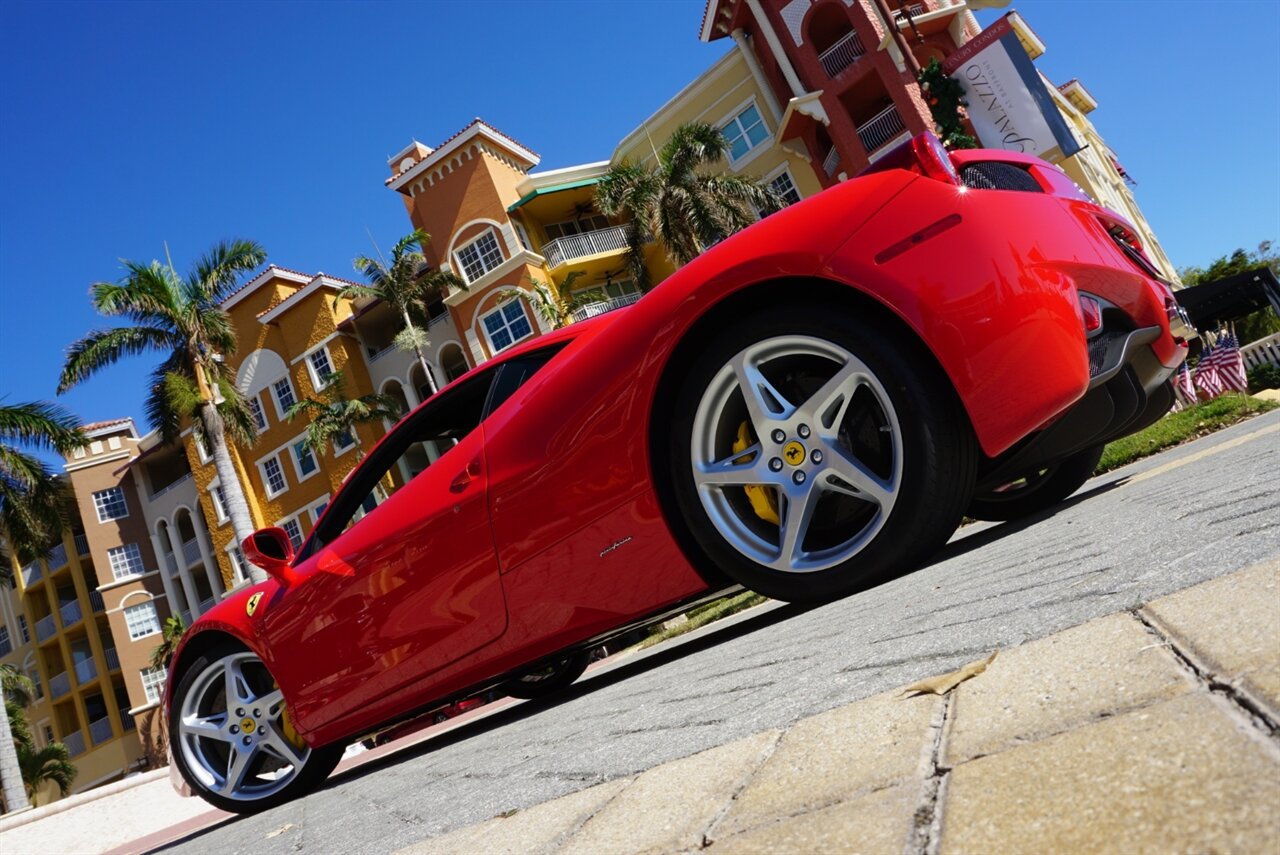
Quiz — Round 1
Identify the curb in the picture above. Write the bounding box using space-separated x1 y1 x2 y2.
0 768 168 834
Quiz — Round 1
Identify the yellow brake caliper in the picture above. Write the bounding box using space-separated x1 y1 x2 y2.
274 682 306 750
734 421 779 525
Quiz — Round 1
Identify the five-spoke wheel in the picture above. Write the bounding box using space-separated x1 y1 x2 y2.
667 306 976 602
169 645 342 814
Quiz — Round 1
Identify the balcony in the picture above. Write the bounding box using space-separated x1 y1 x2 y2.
542 226 631 269
47 543 68 569
198 597 216 615
89 716 114 746
857 105 907 156
63 730 86 757
22 561 41 586
823 146 841 177
120 710 136 731
105 647 120 671
0 637 10 657
569 292 643 325
50 670 71 699
74 657 98 684
36 614 56 642
181 537 201 567
75 532 90 554
893 2 927 22
818 30 866 78
89 590 105 612
150 472 193 502
60 599 83 628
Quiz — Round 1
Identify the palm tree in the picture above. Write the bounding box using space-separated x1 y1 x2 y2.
18 741 75 806
596 122 782 289
286 372 403 459
341 230 467 398
0 403 83 814
513 272 605 330
59 240 269 583
150 614 187 670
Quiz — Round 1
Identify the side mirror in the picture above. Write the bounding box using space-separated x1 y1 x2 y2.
242 528 298 587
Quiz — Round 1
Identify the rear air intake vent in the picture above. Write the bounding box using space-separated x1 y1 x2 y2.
959 162 1044 193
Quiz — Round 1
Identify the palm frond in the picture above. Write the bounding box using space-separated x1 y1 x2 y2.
59 326 180 393
662 122 731 178
189 239 267 304
0 401 85 452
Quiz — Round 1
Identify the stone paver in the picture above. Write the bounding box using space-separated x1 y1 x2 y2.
946 612 1191 764
709 690 937 840
710 782 917 855
561 730 778 855
397 777 632 855
1142 558 1280 718
940 692 1280 854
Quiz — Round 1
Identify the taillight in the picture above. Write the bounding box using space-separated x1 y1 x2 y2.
1079 294 1102 334
855 132 958 185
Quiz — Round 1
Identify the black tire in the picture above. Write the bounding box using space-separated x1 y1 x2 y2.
501 651 591 700
665 304 977 603
169 642 343 814
967 443 1105 522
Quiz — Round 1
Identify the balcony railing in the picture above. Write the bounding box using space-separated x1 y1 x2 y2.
198 597 215 615
105 647 120 671
823 146 841 177
569 292 644 325
75 532 90 554
63 730 85 756
1242 331 1280 370
857 105 907 155
50 670 71 699
894 2 927 22
542 226 631 269
22 561 41 586
89 590 105 612
89 716 114 746
36 614 56 642
47 543 68 569
60 599 83 628
0 638 10 657
150 472 193 502
74 657 98 684
818 30 866 78
182 537 201 567
120 710 136 731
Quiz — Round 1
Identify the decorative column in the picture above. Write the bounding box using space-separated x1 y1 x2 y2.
190 507 223 598
732 29 784 124
163 519 199 622
149 531 181 619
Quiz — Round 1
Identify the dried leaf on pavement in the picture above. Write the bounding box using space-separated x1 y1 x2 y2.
266 823 296 839
900 651 998 698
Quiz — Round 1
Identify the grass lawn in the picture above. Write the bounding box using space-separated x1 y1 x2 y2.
636 590 769 650
1097 393 1278 474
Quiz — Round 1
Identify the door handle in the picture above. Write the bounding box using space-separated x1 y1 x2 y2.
450 458 482 493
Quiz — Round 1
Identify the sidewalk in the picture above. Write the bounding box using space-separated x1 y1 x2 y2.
397 558 1280 854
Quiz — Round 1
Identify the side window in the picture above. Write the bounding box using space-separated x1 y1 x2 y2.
484 344 569 417
299 367 498 557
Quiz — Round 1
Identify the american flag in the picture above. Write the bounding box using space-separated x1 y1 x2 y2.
1171 361 1197 410
1194 345 1225 399
1201 333 1248 392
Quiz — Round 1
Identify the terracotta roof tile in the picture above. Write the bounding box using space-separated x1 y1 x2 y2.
82 418 132 431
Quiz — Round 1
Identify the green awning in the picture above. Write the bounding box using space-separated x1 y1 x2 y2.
507 177 601 212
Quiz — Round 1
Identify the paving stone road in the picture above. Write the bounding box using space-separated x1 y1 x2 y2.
161 409 1280 855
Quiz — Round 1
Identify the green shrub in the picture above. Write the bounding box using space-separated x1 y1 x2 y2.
1247 362 1280 393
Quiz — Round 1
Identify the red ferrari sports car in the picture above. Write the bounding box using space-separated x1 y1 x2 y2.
166 133 1191 812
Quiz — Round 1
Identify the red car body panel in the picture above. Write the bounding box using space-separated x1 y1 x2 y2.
166 146 1182 750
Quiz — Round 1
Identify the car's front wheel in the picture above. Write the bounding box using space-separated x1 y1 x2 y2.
170 644 342 814
666 305 976 603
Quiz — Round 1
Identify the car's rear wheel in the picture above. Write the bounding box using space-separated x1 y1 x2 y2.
501 651 591 700
667 305 976 603
967 444 1105 522
170 644 342 814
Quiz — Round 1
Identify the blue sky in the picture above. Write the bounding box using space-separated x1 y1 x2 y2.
2 0 1278 455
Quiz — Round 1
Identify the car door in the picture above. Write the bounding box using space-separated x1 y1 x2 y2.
260 370 507 734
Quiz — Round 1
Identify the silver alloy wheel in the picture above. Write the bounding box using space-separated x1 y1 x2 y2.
690 335 902 573
177 651 309 802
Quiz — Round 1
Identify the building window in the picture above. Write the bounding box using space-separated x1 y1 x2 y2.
194 431 212 463
107 543 146 580
18 615 29 644
43 724 54 744
456 231 504 283
226 546 249 584
209 484 228 524
311 499 329 525
480 300 534 353
512 220 532 251
307 348 334 389
544 215 610 240
767 169 802 206
123 602 161 640
573 279 640 302
29 666 42 700
333 430 356 455
721 102 769 162
248 395 268 432
108 436 122 450
272 377 297 418
141 665 167 704
0 626 10 658
292 441 318 479
280 518 304 552
260 456 287 497
73 446 86 459
92 487 128 523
